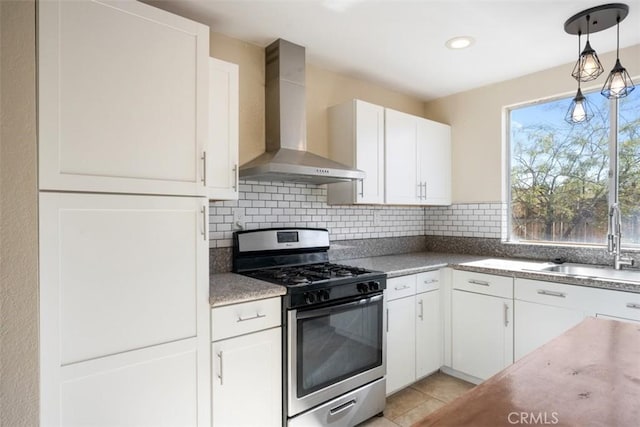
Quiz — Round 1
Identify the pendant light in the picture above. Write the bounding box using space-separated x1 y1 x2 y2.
564 3 631 124
566 33 594 124
570 16 604 82
601 17 635 99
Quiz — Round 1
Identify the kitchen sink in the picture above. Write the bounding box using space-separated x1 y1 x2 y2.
538 263 640 283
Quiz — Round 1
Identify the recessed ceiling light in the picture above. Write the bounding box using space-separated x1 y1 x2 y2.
445 36 475 50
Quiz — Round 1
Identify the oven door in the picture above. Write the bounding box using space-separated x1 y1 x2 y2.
287 293 385 417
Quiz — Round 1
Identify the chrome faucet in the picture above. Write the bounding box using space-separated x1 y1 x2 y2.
607 203 634 270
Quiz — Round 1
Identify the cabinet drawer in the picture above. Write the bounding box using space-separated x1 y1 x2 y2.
416 270 441 293
212 297 281 341
514 279 598 311
386 275 417 301
453 270 513 299
593 289 640 322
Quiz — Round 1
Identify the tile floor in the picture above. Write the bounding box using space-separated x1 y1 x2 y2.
358 372 475 427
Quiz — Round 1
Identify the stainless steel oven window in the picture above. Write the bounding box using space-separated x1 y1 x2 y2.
294 294 383 398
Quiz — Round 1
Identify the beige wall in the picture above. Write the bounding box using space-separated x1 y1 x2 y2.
209 32 425 163
424 44 640 204
0 1 39 425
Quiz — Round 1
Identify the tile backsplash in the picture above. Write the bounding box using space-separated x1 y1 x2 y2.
209 180 507 248
208 180 426 248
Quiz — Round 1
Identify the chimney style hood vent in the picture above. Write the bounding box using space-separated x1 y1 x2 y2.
239 39 365 185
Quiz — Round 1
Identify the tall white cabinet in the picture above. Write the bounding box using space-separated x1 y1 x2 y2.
38 1 211 425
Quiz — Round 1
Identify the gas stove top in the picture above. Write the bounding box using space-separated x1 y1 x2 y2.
244 262 376 287
232 228 387 309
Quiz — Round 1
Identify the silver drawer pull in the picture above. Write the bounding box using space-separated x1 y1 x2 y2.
394 284 411 291
329 399 356 416
626 303 640 310
468 279 490 286
237 313 266 322
537 290 566 298
424 279 439 284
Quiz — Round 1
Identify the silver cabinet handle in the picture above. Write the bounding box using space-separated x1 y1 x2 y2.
504 303 509 327
217 351 224 385
232 163 238 191
201 151 207 184
417 182 422 199
386 308 389 333
237 313 266 322
329 399 356 416
424 182 427 199
358 179 364 197
201 206 207 241
424 279 439 284
468 279 490 286
626 303 640 309
537 290 566 298
418 299 424 320
394 284 411 291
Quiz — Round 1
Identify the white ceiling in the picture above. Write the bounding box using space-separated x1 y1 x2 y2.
147 0 640 101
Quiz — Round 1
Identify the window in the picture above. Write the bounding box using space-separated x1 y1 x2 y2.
508 88 640 246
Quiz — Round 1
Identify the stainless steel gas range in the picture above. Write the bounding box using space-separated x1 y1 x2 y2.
233 228 387 426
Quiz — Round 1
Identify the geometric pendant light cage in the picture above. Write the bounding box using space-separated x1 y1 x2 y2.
564 3 635 124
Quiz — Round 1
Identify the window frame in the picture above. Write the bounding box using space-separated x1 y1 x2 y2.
503 82 640 249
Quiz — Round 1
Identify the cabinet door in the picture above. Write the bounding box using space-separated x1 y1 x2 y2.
417 119 451 205
207 57 239 200
514 300 586 360
452 290 513 381
212 328 282 427
416 290 442 379
355 100 385 204
384 109 419 205
327 99 384 205
39 192 210 426
386 296 416 395
39 0 209 196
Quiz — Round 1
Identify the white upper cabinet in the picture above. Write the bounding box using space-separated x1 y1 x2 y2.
384 108 420 205
38 0 209 196
417 119 452 205
328 99 385 204
207 57 239 200
385 108 451 205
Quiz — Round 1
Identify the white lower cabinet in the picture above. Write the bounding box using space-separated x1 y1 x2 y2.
211 298 282 427
514 279 590 360
386 271 442 395
416 289 442 378
386 292 416 394
451 271 513 381
39 192 210 426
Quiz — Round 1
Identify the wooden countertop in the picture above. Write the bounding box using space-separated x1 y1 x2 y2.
414 317 640 427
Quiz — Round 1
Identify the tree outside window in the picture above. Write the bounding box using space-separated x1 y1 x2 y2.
508 88 640 246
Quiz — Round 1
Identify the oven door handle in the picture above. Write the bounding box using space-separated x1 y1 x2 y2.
296 294 383 320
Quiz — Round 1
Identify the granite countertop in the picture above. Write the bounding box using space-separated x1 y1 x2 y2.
340 252 640 294
210 252 640 307
209 273 286 307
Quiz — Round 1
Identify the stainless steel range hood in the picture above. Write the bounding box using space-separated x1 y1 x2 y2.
239 39 365 185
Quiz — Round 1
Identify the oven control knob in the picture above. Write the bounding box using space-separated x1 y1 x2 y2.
304 292 316 304
320 290 330 301
357 283 369 293
368 281 380 291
